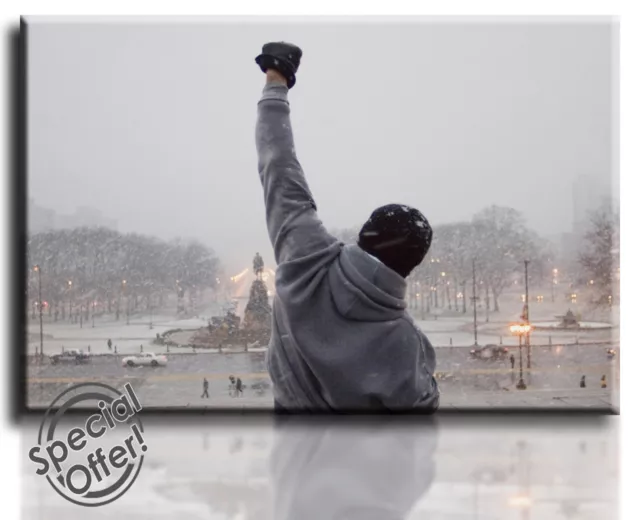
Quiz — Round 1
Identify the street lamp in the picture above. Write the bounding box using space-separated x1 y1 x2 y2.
149 285 154 330
510 323 532 389
34 265 43 357
122 280 129 325
471 259 479 346
523 260 531 369
67 280 73 321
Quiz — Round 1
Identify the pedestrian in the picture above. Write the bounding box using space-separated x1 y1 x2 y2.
509 354 515 369
229 375 236 396
253 43 438 412
201 377 209 398
107 338 112 351
580 375 586 388
235 376 244 397
600 375 607 389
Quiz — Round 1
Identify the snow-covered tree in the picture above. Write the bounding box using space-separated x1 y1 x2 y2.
578 204 619 306
243 279 272 330
26 227 220 317
471 206 531 312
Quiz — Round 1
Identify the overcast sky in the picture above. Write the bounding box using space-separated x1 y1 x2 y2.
27 18 617 271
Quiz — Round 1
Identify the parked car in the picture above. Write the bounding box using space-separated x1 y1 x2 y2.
122 352 168 367
469 344 510 360
50 349 90 365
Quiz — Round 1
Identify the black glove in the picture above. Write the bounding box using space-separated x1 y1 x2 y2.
255 42 302 89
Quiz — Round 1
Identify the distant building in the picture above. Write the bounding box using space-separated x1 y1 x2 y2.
27 200 118 233
28 198 56 233
56 206 118 231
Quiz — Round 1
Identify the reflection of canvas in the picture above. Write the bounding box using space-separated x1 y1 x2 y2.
21 417 618 519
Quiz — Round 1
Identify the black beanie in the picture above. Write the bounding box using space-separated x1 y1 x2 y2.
357 204 433 278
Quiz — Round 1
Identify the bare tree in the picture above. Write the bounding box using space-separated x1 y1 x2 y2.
472 206 530 313
579 205 619 307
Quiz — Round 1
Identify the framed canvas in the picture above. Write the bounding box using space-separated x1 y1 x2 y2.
18 16 619 414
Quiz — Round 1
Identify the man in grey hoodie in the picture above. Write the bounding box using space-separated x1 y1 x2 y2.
255 42 439 413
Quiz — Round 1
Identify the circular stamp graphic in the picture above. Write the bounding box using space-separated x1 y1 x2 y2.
29 382 146 507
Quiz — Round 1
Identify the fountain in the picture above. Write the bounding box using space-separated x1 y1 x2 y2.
532 309 612 331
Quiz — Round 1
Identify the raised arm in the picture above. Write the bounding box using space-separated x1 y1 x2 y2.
255 45 337 265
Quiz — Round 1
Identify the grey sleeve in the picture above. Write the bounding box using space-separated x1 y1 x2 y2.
255 82 337 265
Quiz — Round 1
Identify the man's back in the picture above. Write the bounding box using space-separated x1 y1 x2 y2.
268 242 439 411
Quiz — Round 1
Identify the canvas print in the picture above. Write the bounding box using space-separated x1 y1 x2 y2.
24 18 619 412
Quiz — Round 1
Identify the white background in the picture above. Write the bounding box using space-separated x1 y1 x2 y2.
1 2 637 520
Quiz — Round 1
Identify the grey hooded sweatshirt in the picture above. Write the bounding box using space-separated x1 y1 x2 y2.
256 82 439 412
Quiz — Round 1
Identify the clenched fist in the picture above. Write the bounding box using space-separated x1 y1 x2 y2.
255 42 302 88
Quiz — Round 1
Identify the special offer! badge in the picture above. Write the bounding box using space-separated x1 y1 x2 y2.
28 382 146 507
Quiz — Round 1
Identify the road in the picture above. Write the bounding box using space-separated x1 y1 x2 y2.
26 343 618 410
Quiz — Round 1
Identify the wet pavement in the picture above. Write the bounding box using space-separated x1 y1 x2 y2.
26 343 619 410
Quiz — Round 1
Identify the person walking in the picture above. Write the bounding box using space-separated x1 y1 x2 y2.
509 353 515 370
580 375 586 388
235 376 244 398
107 338 112 351
254 42 438 413
201 377 210 398
600 375 607 389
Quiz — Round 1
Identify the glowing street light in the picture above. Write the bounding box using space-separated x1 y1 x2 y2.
441 272 446 277
509 323 532 389
509 324 532 335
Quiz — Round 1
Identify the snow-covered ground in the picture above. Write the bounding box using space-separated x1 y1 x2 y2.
26 291 617 355
26 314 213 355
27 313 616 357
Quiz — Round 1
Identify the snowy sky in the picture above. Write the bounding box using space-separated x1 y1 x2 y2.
27 18 617 270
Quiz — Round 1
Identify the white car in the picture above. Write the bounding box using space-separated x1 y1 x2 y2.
122 352 167 367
